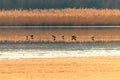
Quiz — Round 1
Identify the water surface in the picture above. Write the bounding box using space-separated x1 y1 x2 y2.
0 42 120 59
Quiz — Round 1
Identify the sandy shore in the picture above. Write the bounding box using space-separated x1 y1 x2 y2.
0 28 120 42
0 57 120 80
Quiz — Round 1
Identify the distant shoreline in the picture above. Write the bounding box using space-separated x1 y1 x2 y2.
0 9 120 26
0 26 120 28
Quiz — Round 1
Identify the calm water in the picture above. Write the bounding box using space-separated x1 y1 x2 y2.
0 42 120 59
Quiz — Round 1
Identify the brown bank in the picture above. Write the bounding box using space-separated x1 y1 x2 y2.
0 28 120 42
0 57 120 80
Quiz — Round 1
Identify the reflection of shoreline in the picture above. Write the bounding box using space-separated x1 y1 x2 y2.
0 57 120 80
0 41 120 43
0 28 120 42
0 9 120 26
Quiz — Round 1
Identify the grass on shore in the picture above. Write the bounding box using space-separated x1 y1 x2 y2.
0 8 120 26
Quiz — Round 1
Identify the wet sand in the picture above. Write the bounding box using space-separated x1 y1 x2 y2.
0 57 120 80
0 28 120 42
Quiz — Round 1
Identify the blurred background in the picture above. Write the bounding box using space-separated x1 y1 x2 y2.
0 0 120 9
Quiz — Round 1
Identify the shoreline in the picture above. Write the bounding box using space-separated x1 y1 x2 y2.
0 28 119 42
0 9 120 26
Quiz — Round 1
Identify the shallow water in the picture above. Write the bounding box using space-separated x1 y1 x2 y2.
0 42 120 59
